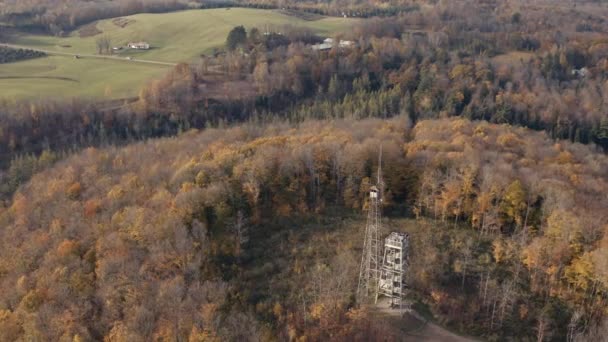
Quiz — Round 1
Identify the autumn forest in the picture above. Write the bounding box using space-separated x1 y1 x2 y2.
0 0 607 341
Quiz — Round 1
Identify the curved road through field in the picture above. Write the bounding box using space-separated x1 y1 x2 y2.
0 43 178 67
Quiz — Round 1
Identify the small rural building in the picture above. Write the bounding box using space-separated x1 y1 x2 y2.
311 38 355 51
339 40 354 48
311 41 332 51
128 42 150 50
572 67 589 77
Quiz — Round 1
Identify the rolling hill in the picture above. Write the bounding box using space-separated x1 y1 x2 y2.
0 8 355 100
12 8 354 62
0 55 171 100
0 117 606 340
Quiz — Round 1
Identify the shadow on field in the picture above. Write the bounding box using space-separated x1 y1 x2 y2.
0 76 79 82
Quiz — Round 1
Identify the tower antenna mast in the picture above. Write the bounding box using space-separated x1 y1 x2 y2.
378 145 382 185
358 145 411 312
357 146 383 303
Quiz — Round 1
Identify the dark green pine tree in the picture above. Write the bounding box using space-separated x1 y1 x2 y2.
226 26 247 51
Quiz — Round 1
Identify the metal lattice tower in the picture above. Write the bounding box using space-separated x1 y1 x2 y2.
357 148 384 303
378 232 410 311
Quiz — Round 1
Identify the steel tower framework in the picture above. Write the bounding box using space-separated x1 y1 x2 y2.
378 232 410 311
357 149 383 303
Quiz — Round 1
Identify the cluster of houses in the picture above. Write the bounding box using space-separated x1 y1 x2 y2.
311 38 354 51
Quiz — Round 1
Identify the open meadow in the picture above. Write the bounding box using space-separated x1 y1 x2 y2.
0 55 171 100
1 8 356 100
13 8 355 62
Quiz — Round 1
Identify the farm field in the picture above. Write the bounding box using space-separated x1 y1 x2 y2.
11 8 356 63
0 55 170 100
2 8 356 100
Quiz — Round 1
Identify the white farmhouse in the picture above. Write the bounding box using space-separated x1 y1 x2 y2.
128 42 150 50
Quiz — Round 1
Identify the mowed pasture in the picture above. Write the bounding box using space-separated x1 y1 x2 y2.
2 8 356 100
0 55 169 100
12 8 355 62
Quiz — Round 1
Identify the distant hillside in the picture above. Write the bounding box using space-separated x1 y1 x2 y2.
11 8 355 62
0 117 606 340
0 0 189 34
0 0 412 34
0 8 354 101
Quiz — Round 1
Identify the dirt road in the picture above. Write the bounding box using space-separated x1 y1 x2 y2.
404 320 475 342
371 299 478 342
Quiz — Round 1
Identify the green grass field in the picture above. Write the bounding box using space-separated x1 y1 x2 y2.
0 55 170 100
13 8 354 62
2 8 356 100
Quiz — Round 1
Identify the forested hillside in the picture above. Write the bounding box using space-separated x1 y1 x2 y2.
3 0 608 182
1 1 608 340
0 117 606 340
